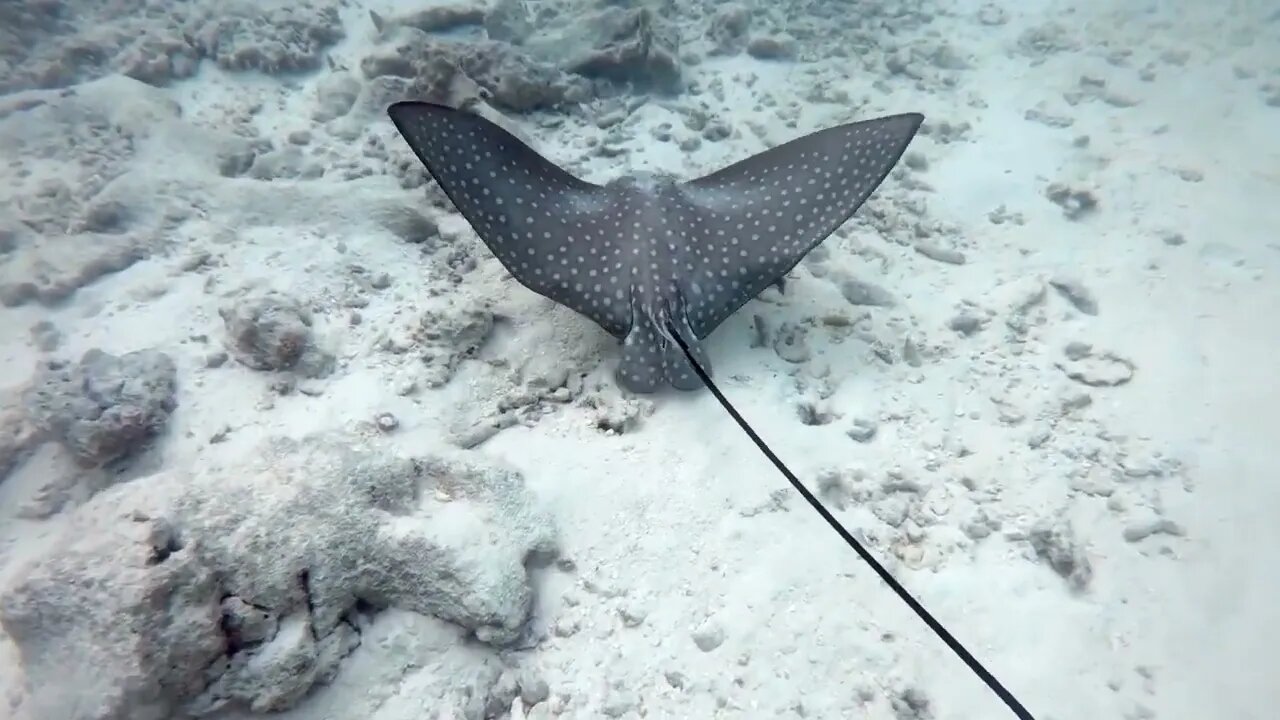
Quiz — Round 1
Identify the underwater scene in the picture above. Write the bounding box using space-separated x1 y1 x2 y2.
0 0 1277 718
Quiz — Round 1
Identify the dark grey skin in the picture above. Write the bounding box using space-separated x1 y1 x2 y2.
388 101 923 393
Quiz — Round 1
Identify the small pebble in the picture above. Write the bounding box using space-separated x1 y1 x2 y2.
375 412 399 432
1050 276 1099 315
618 601 648 628
1122 518 1185 543
691 619 725 652
664 670 686 689
519 671 550 706
847 418 878 442
915 242 966 265
948 311 985 335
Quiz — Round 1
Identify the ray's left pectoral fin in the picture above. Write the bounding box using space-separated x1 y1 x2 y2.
387 101 633 339
675 112 924 339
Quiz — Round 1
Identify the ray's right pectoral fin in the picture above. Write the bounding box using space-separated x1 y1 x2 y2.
678 112 924 339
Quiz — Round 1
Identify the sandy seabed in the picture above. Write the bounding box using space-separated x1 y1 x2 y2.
0 0 1278 719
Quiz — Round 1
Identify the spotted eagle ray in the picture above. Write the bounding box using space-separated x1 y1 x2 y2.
387 103 1038 718
387 101 923 393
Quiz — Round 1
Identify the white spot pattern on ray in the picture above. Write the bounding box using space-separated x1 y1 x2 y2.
677 113 924 339
388 102 923 393
389 103 633 339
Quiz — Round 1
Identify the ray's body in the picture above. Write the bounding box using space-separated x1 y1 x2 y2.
387 101 923 392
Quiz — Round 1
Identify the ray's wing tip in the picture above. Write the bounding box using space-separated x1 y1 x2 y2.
386 99 464 124
386 99 418 118
386 101 421 131
887 111 926 135
873 111 926 150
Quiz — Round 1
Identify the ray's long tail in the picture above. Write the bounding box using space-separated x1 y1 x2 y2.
665 321 1038 720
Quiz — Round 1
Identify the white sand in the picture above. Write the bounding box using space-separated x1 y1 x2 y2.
1 0 1278 718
